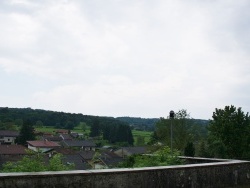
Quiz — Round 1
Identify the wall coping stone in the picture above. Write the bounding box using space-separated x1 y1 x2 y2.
0 159 248 177
0 157 249 188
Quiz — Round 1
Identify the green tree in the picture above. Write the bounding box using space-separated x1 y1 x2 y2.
0 121 17 130
65 121 74 130
79 122 88 132
148 131 159 145
2 150 46 172
184 142 195 157
48 154 74 171
208 105 250 159
136 136 145 146
197 140 210 158
173 110 192 151
115 124 134 145
155 109 192 153
16 119 35 145
89 118 100 137
15 119 23 127
118 146 182 168
35 120 43 128
1 152 73 172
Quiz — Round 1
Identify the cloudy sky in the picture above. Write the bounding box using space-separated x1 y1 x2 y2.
0 0 250 119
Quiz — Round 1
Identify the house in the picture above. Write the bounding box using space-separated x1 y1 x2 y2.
59 134 73 140
54 148 91 170
70 132 84 139
76 150 123 169
61 140 96 151
54 129 68 134
114 146 147 157
99 150 124 168
62 154 90 170
0 130 19 145
79 150 95 161
41 135 63 144
78 150 107 169
0 145 28 168
0 144 27 156
27 140 60 153
90 158 108 169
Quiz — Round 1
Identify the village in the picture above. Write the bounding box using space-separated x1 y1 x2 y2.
0 129 147 170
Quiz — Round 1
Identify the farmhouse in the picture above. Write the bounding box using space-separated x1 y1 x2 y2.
27 140 60 153
0 130 19 145
0 144 27 168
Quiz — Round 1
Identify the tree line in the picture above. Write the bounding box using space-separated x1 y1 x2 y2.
116 117 159 131
152 106 250 160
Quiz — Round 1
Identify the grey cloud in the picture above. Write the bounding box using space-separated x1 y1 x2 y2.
1 0 250 119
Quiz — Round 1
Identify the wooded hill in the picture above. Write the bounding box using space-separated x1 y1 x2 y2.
0 107 209 130
0 107 209 146
0 107 133 145
0 107 123 128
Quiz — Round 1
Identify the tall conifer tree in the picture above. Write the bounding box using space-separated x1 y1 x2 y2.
17 119 35 145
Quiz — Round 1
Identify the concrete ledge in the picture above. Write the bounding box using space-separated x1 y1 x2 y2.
0 159 249 188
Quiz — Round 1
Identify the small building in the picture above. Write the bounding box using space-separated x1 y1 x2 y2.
79 150 95 161
54 148 91 170
0 144 27 156
34 131 53 137
62 154 90 170
27 140 60 153
61 140 96 151
0 145 28 168
70 132 84 139
59 134 73 141
54 129 68 135
0 130 19 145
41 135 63 144
99 150 124 168
79 150 107 169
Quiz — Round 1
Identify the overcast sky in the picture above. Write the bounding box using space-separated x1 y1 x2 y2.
0 0 250 120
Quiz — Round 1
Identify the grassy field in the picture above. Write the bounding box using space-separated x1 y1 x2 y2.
132 130 152 146
72 124 90 135
35 126 89 134
35 126 57 133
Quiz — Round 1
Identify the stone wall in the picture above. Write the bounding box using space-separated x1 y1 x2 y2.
0 159 249 188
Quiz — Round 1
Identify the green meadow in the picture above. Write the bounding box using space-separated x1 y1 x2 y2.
132 130 152 146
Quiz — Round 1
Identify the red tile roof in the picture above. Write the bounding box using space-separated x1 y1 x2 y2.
27 140 60 148
54 129 68 134
0 145 27 155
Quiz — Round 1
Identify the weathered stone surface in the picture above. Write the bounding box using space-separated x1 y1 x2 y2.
0 159 249 188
